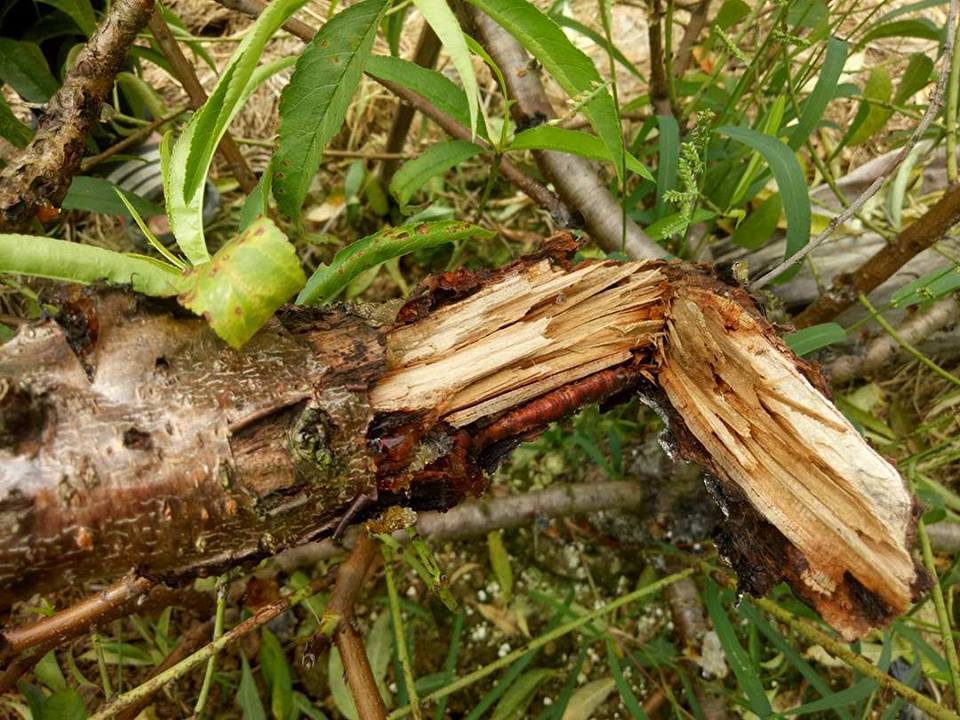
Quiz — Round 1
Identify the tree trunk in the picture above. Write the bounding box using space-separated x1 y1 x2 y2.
0 242 926 639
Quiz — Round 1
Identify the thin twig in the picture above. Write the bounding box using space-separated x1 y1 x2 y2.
147 8 258 194
750 0 959 290
673 0 711 77
384 545 421 720
80 106 187 172
918 519 960 709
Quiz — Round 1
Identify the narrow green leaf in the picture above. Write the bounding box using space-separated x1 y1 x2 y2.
730 194 781 250
487 531 514 602
259 628 293 720
389 140 485 208
329 647 359 720
366 612 395 706
509 126 653 179
890 265 960 307
789 36 847 150
239 167 273 232
703 580 772 717
273 0 388 218
237 654 268 720
654 115 679 220
62 176 164 219
167 0 308 263
38 0 96 36
561 677 615 720
366 55 479 134
0 38 59 102
859 18 944 47
491 668 555 720
785 678 877 715
179 217 305 349
0 234 187 297
465 0 625 182
894 53 934 104
35 651 67 693
605 639 648 719
784 322 847 356
297 220 493 305
718 126 810 280
551 14 643 79
846 67 893 146
413 0 480 137
0 93 33 148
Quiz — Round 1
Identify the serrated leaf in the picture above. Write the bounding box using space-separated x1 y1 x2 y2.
731 193 781 250
718 126 810 282
789 36 847 150
0 38 59 102
846 67 893 146
490 668 554 720
487 530 514 602
179 217 305 348
465 0 625 183
297 220 493 304
0 93 31 148
0 234 187 297
508 126 653 180
413 0 480 137
562 677 616 720
390 140 484 208
62 176 164 219
259 628 293 720
273 0 387 218
366 55 482 136
237 654 268 720
784 322 847 356
167 0 308 264
38 0 96 36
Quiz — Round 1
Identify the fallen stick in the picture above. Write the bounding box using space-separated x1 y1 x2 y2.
0 240 927 641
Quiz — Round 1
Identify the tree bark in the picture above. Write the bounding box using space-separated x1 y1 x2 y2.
0 242 926 640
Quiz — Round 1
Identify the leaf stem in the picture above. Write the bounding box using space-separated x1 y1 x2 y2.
918 518 960 707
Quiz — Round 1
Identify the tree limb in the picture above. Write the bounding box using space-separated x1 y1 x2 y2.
0 0 156 231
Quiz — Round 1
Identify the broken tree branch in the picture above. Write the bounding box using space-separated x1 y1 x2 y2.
466 7 665 260
0 0 156 231
147 9 258 194
0 241 926 640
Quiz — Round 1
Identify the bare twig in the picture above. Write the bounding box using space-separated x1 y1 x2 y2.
147 9 258 194
380 24 442 184
673 0 711 77
647 0 674 116
750 0 958 291
80 107 187 172
0 0 156 231
826 295 960 383
212 0 571 223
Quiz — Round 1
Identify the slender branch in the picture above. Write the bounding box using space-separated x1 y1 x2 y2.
80 107 188 172
673 0 711 78
826 295 960 383
750 0 958 291
147 8 258 194
0 0 156 231
466 7 665 260
380 24 442 184
647 0 674 116
212 0 571 223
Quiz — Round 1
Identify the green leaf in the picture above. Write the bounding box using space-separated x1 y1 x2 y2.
0 92 32 148
297 220 493 304
789 36 847 150
0 38 59 102
859 18 944 47
239 167 273 232
390 140 485 208
718 126 810 281
273 0 387 218
730 193 781 250
293 692 330 720
62 176 164 219
894 52 934 104
784 322 847 356
508 126 653 180
259 628 293 720
846 67 893 146
179 217 305 349
366 612 395 706
329 647 359 720
0 234 187 297
715 0 750 28
487 530 514 602
35 651 67 693
465 0 625 183
366 55 485 138
561 677 616 720
654 115 679 220
605 639 648 719
785 678 877 715
413 0 480 137
38 688 86 720
38 0 96 36
551 14 642 79
167 0 308 264
890 265 960 307
491 668 555 720
237 654 268 720
704 580 772 717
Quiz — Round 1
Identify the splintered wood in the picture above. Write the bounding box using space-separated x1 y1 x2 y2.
370 259 665 425
658 283 922 640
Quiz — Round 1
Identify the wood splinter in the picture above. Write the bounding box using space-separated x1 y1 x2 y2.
0 242 927 641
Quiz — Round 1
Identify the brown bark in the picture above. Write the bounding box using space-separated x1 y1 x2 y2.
0 0 156 231
795 183 960 327
0 243 926 641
